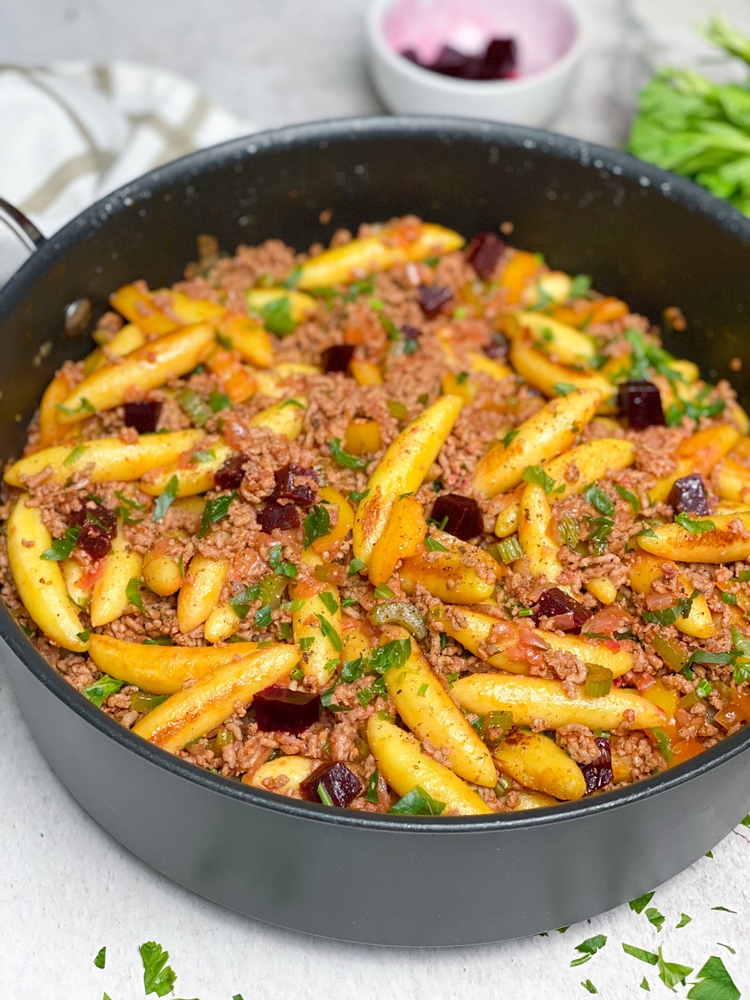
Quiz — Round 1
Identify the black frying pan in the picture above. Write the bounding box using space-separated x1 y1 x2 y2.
1 117 749 947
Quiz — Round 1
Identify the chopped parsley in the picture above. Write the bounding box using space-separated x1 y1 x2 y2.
83 674 124 707
629 891 655 914
657 946 693 991
208 387 232 412
584 483 615 517
365 770 380 803
348 488 370 503
570 934 607 967
348 557 366 577
261 296 296 336
152 475 180 522
570 274 592 299
642 591 697 627
645 906 665 931
424 536 448 552
268 543 297 579
40 523 81 561
229 583 261 620
500 428 519 449
369 638 411 675
254 604 273 628
55 397 94 417
77 630 90 643
390 785 446 815
676 913 692 928
711 905 737 913
585 515 615 555
303 505 331 548
373 583 395 600
675 513 716 534
190 448 216 463
315 613 342 652
139 940 177 997
93 946 106 969
687 956 740 1000
114 489 146 525
329 438 368 469
341 657 365 682
522 464 563 494
63 443 87 467
126 578 147 615
554 382 579 396
622 943 659 966
319 591 339 615
581 981 598 995
198 490 237 539
614 483 640 512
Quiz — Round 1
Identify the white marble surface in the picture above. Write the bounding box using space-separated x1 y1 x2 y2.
2 0 750 996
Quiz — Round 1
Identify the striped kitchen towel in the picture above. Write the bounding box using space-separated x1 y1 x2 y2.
0 60 255 239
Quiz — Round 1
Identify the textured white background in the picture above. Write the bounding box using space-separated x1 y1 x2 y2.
2 0 750 997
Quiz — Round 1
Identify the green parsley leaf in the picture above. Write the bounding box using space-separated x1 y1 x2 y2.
369 638 411 675
254 604 273 628
741 814 750 827
268 543 297 579
571 935 607 967
279 398 305 409
717 944 737 956
711 906 737 913
303 505 330 548
208 387 232 413
390 785 446 815
646 906 666 931
348 489 370 503
329 438 368 469
629 891 656 914
676 913 692 928
55 397 94 417
643 592 696 627
83 674 125 707
581 981 598 995
688 650 732 665
279 622 293 642
140 941 178 997
584 483 615 517
614 483 640 512
675 512 716 534
152 475 180 522
348 557 366 577
417 682 428 697
77 630 90 643
500 428 519 449
623 943 659 966
522 464 562 494
658 945 692 991
365 770 380 803
261 296 296 336
143 635 174 646
356 686 375 708
341 657 365 682
706 851 714 858
378 312 401 342
373 583 395 600
721 591 738 605
315 613 342 652
63 443 87 467
198 490 236 539
570 274 592 299
344 275 375 302
126 578 147 615
229 583 260 620
93 946 106 969
554 382 579 396
282 265 302 290
40 524 81 561
641 979 650 992
189 448 216 463
652 727 673 762
585 515 615 555
424 536 448 552
319 591 339 615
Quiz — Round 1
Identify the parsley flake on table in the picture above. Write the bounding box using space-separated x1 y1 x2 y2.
687 955 740 1000
139 941 177 997
676 913 692 929
93 946 106 969
645 906 666 931
657 945 692 991
570 934 607 967
581 980 598 995
711 906 737 913
622 943 659 966
629 891 656 914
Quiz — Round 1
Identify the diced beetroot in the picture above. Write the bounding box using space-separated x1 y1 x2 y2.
485 37 517 77
431 493 483 541
418 283 453 318
215 454 249 491
580 737 613 795
257 501 300 533
270 463 318 506
483 333 509 360
617 380 665 429
70 503 118 560
401 323 422 341
401 36 516 81
430 45 474 78
466 232 507 281
124 400 162 434
534 588 592 634
669 473 709 516
254 685 321 734
321 344 356 373
300 761 363 808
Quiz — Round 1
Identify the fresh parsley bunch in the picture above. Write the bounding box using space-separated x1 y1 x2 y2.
628 16 750 215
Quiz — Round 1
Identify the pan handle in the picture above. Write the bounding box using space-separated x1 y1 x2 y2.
0 197 45 253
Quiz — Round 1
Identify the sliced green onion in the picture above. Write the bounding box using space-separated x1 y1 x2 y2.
176 386 213 428
584 663 613 697
557 513 581 549
482 710 513 744
488 535 523 564
678 690 700 711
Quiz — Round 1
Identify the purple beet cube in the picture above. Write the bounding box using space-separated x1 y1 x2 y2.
300 761 363 808
534 588 592 633
466 232 507 281
418 283 453 318
618 380 665 429
70 503 118 560
124 400 162 434
270 463 318 506
580 737 613 795
483 333 509 360
321 344 356 374
431 494 483 541
430 45 474 78
485 38 517 78
215 454 249 491
254 686 321 734
257 500 300 533
668 473 709 516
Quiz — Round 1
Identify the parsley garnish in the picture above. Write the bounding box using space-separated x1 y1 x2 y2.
319 591 339 615
369 638 411 674
279 398 305 409
303 505 331 548
316 613 342 652
348 557 366 577
229 583 260 620
571 934 607 967
261 296 296 336
523 464 563 494
93 946 106 969
254 605 273 628
55 397 94 417
581 980 598 994
268 543 297 579
569 274 592 299
585 515 615 555
554 382 578 396
424 536 448 552
341 657 365 682
329 438 368 469
190 448 216 463
642 592 697 626
83 674 125 707
365 770 380 803
282 265 302 289
676 913 692 928
584 483 615 517
622 943 659 966
208 387 232 412
500 428 519 448
114 489 146 525
629 891 655 913
687 956 740 1000
126 578 147 615
139 941 177 997
373 583 395 599
152 475 179 522
348 488 370 503
675 513 716 534
614 483 640 512
390 785 446 815
77 630 90 643
657 946 692 991
40 524 81 561
645 907 665 931
198 490 236 538
63 443 87 467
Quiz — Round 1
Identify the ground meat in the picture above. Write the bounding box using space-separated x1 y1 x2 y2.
556 724 600 765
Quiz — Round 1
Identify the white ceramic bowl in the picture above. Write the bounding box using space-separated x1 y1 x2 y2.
365 0 591 127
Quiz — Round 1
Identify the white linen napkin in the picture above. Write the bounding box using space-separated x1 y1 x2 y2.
0 60 255 281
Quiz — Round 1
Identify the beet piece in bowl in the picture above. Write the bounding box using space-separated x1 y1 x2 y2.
300 762 362 808
466 232 507 281
124 400 162 434
417 283 452 317
618 380 665 429
580 737 614 795
431 493 483 541
254 686 321 734
669 473 709 515
321 344 356 373
70 503 118 560
534 588 592 633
